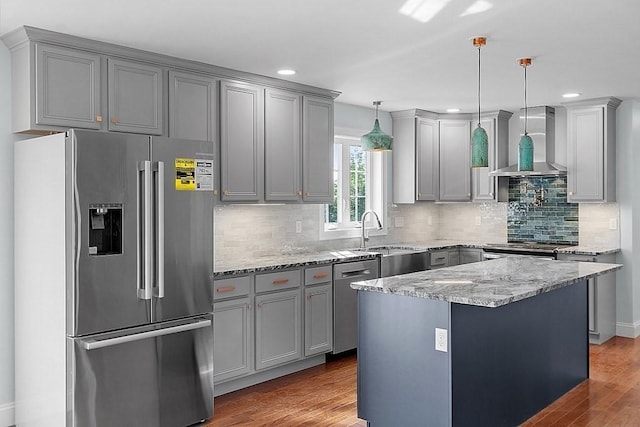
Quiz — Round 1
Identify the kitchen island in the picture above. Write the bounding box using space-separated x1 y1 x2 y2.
351 257 621 427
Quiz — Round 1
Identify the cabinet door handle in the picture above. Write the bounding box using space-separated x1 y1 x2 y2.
305 191 310 196
223 189 229 196
257 302 263 309
247 304 252 310
569 191 574 196
213 189 219 196
297 191 302 197
272 278 290 285
216 285 236 293
313 272 328 279
307 294 312 300
111 117 119 124
96 115 103 123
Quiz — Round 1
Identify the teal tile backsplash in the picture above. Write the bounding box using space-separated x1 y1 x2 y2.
507 176 579 245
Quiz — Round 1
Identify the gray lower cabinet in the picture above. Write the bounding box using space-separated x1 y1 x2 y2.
447 248 460 267
557 253 617 344
460 248 483 264
304 284 333 356
439 119 471 201
107 58 164 135
265 89 302 201
168 70 217 142
213 297 252 382
302 96 333 203
220 80 264 202
255 288 302 370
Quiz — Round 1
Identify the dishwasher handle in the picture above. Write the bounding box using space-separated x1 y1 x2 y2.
340 269 371 278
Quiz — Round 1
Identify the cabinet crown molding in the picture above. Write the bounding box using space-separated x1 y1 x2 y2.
562 96 622 109
1 25 340 100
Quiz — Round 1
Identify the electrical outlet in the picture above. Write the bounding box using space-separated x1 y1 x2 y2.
395 216 405 228
295 221 302 233
609 218 618 230
475 216 482 226
435 328 448 352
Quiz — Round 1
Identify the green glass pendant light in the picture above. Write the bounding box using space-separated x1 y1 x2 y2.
518 57 534 171
471 36 489 168
361 101 393 151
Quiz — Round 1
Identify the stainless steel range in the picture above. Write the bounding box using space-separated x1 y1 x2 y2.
483 242 573 260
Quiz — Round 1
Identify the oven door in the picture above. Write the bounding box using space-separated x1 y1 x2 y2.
68 316 213 427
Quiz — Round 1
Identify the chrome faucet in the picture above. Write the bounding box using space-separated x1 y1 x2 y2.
360 210 383 249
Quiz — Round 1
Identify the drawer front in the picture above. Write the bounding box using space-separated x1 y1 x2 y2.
255 269 301 293
213 276 251 300
304 265 333 286
429 250 449 268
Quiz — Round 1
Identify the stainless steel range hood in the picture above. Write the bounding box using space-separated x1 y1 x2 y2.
489 106 566 177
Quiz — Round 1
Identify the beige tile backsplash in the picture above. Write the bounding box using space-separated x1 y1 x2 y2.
214 202 620 263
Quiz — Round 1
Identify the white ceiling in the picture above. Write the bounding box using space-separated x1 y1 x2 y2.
1 0 639 113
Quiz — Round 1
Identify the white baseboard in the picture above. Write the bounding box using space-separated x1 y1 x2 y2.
0 402 15 427
616 321 640 338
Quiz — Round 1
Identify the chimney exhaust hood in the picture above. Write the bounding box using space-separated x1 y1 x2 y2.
489 106 566 177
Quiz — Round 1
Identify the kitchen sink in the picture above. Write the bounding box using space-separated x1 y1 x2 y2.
365 246 428 277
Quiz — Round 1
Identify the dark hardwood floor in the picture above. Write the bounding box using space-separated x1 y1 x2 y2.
207 337 640 426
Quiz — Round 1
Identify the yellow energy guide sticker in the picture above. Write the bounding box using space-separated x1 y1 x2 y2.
175 158 213 191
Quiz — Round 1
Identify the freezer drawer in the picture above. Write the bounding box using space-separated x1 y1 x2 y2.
69 316 213 427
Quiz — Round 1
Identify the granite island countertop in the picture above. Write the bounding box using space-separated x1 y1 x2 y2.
350 257 622 308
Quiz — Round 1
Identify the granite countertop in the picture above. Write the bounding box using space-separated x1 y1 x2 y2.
350 257 622 308
213 250 377 277
556 245 620 256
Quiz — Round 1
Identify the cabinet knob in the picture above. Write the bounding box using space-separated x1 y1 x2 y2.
247 304 252 310
96 115 103 123
297 191 302 197
467 193 471 197
490 192 493 196
257 302 263 309
223 189 229 196
305 191 310 197
307 294 312 300
111 117 119 124
569 191 574 196
213 189 219 196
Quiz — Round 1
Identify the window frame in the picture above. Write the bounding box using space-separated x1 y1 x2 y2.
319 127 388 241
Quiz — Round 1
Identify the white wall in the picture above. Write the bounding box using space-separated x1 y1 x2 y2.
616 100 640 337
0 43 15 427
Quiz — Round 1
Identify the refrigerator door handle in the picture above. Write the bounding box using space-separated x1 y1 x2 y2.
137 161 153 300
154 161 165 298
80 318 211 351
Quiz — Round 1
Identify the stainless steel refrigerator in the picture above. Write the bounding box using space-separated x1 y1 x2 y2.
14 129 215 426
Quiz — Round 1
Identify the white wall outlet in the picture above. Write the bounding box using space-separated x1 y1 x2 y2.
609 218 618 230
295 220 302 233
435 328 448 352
475 216 482 226
427 216 433 226
395 216 405 228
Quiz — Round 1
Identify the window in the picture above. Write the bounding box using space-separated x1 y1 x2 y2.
321 129 386 240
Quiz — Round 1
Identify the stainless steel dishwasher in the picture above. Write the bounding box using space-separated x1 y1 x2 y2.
332 259 379 354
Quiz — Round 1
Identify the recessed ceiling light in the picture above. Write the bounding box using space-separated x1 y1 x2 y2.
562 92 581 98
446 108 460 113
277 69 296 76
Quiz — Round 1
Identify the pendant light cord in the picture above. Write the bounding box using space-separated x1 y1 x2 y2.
477 46 481 126
523 65 528 134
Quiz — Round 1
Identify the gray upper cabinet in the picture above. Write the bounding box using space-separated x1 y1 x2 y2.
168 70 217 142
302 96 334 203
391 109 439 204
439 119 471 201
416 117 439 201
471 110 512 201
265 89 302 201
565 97 621 203
107 58 164 135
6 41 103 133
220 80 265 202
36 44 102 130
